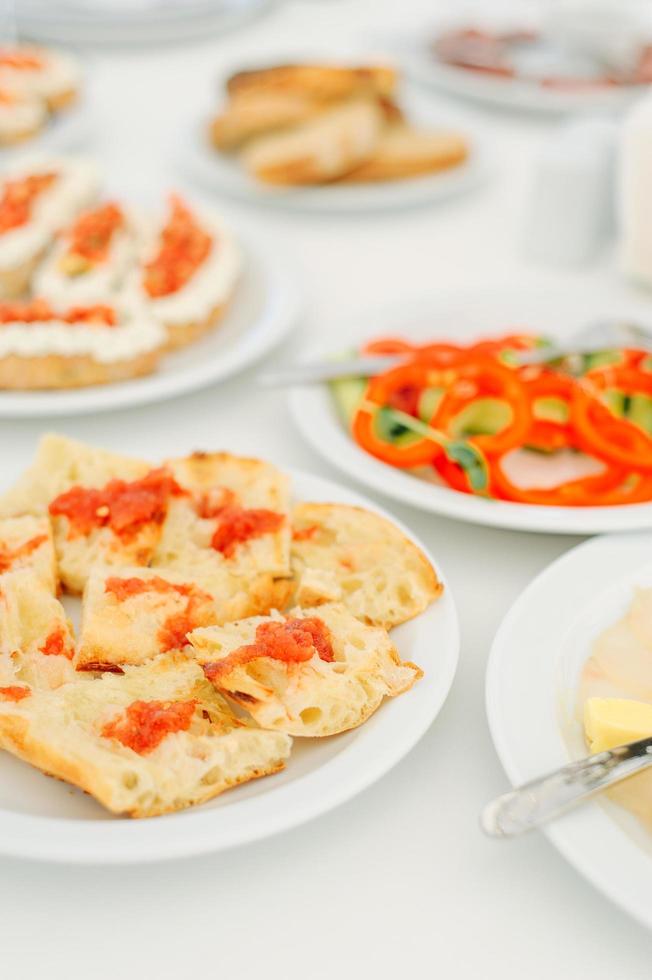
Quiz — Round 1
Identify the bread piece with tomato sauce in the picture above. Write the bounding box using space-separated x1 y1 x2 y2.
0 655 292 817
0 155 99 299
189 602 422 737
0 88 48 146
152 450 291 620
0 514 57 593
290 502 442 629
0 47 81 113
0 569 76 691
127 195 241 350
0 434 173 594
77 565 220 670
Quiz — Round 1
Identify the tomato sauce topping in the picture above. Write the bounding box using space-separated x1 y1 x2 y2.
49 467 183 540
0 50 44 70
39 626 73 659
203 616 334 682
60 202 124 272
210 505 284 558
0 685 30 701
101 699 197 754
0 88 16 106
291 525 318 542
0 172 56 235
0 299 117 326
142 195 212 299
0 532 47 573
104 574 212 652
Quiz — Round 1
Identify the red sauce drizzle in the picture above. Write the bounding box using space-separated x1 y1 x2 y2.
49 467 183 540
105 574 212 652
0 173 56 235
210 505 284 558
0 299 117 326
203 616 334 682
0 685 30 701
101 699 197 754
39 626 73 659
143 195 212 299
0 532 47 573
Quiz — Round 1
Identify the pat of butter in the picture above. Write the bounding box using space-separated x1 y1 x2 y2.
584 697 652 753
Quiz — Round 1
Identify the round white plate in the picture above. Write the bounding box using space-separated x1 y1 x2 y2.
0 234 299 418
405 40 646 115
486 531 652 930
0 467 458 864
288 286 652 534
178 96 490 214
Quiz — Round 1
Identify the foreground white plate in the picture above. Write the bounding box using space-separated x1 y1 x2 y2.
288 286 652 534
405 41 646 115
486 532 652 930
0 234 299 418
178 93 490 214
0 467 458 864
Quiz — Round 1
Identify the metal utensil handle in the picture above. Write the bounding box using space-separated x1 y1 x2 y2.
481 740 652 838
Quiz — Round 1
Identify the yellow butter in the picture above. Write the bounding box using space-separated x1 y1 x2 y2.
584 697 652 753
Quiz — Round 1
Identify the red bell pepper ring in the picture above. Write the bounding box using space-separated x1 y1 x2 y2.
572 367 652 472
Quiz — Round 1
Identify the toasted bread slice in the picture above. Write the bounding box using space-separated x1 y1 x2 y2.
241 98 383 185
0 569 76 691
210 91 326 151
77 566 219 670
190 602 421 737
226 64 397 102
0 514 57 593
152 452 291 618
340 125 469 182
0 434 172 595
290 503 442 628
0 655 292 817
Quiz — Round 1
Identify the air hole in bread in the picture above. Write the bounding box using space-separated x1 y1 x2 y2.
201 765 224 786
123 771 138 790
299 706 322 726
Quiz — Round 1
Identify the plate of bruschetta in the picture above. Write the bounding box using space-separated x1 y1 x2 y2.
0 154 298 415
0 433 458 862
181 60 489 212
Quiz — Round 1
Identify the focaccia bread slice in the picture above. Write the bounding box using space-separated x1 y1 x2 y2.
0 514 57 593
210 91 326 151
290 502 442 628
77 565 219 670
241 98 383 186
226 64 397 102
0 434 174 594
190 602 422 737
0 569 76 691
0 655 292 817
340 125 468 182
153 451 291 619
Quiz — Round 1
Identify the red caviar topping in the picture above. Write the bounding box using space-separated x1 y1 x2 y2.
0 685 30 701
0 532 47 573
0 299 117 326
142 195 212 299
39 627 73 659
0 172 56 235
203 616 334 682
101 699 197 754
63 202 124 267
210 505 284 557
0 50 44 70
49 467 183 540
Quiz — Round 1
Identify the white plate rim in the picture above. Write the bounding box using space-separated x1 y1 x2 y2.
0 465 459 865
287 287 652 535
0 233 300 418
486 531 652 930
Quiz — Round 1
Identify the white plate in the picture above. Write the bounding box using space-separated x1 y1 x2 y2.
288 286 652 534
0 466 459 864
0 234 299 418
178 97 490 214
405 41 646 115
486 531 652 930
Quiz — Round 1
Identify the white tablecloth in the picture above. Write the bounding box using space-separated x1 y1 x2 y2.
2 1 651 976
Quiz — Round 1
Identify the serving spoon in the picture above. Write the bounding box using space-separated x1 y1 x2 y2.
481 735 652 838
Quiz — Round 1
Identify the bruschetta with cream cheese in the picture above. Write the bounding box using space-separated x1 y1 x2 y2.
0 46 80 112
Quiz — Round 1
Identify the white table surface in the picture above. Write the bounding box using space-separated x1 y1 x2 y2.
3 1 652 977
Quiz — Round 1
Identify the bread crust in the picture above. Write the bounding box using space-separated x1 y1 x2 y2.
226 64 397 102
163 300 228 351
0 348 162 390
340 126 469 182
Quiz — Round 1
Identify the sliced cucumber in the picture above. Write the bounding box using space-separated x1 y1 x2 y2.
330 376 367 426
